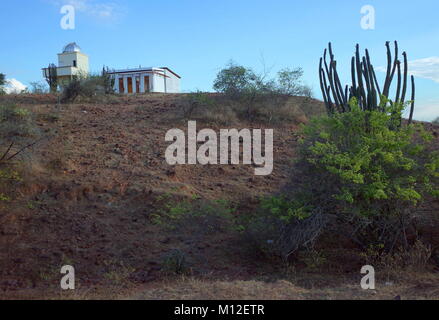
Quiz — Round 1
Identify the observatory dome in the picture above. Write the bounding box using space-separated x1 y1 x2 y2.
62 42 82 53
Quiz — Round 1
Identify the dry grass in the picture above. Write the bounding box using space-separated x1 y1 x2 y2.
7 270 439 300
126 271 439 300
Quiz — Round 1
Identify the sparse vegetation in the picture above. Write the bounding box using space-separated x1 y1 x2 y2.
152 197 236 238
0 104 40 165
206 61 315 124
0 104 41 205
60 74 114 103
263 98 439 265
29 81 49 94
300 103 439 251
0 73 6 95
0 48 438 299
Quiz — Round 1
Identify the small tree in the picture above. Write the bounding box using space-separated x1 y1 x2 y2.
213 61 260 98
212 61 313 123
433 117 439 125
29 81 48 94
277 67 312 97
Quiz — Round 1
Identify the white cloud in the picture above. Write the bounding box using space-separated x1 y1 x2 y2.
412 99 439 122
4 79 27 94
377 56 439 83
408 57 439 83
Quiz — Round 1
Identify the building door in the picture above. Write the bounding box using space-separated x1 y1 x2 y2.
136 77 140 93
119 78 124 94
127 77 133 93
144 76 150 93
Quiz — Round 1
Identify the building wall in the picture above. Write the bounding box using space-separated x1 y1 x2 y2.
165 71 181 93
153 72 165 93
57 52 89 77
152 70 180 93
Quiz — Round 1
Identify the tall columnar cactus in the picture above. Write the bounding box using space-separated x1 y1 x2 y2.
45 63 58 93
319 41 415 125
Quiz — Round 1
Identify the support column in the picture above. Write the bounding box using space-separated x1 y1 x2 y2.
123 76 128 94
132 76 137 94
140 74 145 93
114 75 120 93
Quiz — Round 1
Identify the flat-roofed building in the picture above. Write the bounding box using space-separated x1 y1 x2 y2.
108 67 181 94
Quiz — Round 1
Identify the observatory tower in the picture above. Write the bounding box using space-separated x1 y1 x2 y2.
43 42 89 83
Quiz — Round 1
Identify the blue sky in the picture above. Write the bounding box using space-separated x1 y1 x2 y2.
0 0 438 120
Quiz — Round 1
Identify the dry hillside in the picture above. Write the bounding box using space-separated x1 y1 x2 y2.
1 93 438 300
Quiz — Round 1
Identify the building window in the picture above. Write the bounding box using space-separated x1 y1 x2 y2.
73 60 77 67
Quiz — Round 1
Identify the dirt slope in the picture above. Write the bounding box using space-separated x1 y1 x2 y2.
1 94 438 299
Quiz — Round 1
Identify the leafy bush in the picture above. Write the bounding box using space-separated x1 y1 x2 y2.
277 68 312 97
211 62 313 123
181 91 216 120
248 99 438 263
0 104 39 204
213 62 261 98
0 104 35 139
61 75 113 103
152 198 236 238
60 78 82 103
213 62 312 99
161 249 190 275
29 81 49 94
244 196 327 261
292 99 439 250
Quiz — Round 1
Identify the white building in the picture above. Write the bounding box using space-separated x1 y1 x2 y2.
108 67 181 94
42 42 89 83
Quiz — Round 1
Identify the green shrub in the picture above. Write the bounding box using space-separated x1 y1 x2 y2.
277 68 312 97
0 168 22 205
292 99 439 250
0 104 35 139
244 196 327 261
61 74 113 103
161 249 189 275
0 104 39 165
181 91 216 120
248 99 438 262
29 81 49 94
152 198 236 237
211 61 313 124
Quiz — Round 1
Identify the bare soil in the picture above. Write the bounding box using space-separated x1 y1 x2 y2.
0 93 438 300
